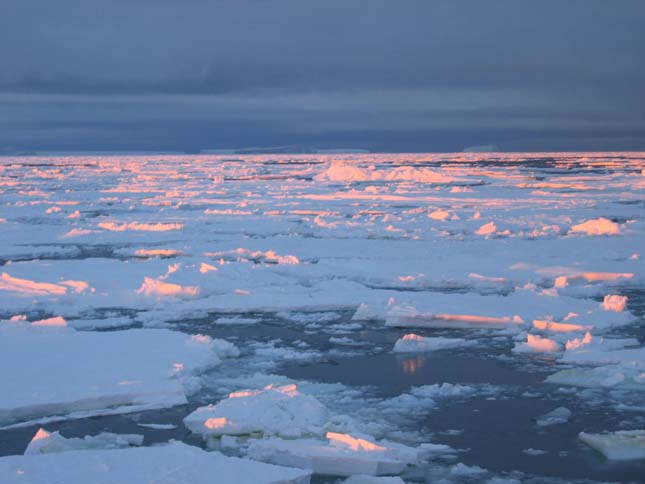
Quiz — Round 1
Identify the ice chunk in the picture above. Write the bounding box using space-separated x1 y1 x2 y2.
522 448 548 456
553 272 634 288
0 325 220 426
535 407 571 426
569 218 621 236
137 277 199 297
246 433 419 477
428 209 451 221
545 365 645 389
513 334 560 353
136 423 177 430
475 221 497 236
0 273 67 296
24 428 143 455
316 163 457 184
532 319 591 333
562 333 643 367
98 221 183 231
200 262 219 273
31 316 67 327
216 316 260 325
386 305 522 329
184 384 329 438
602 294 628 312
393 334 472 353
381 384 475 414
579 430 645 460
352 303 382 321
134 248 183 257
0 441 312 484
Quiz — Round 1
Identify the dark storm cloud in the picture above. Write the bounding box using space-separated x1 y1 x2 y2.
1 0 644 152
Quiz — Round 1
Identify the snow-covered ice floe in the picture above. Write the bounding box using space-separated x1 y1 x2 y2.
0 441 311 484
0 323 232 427
246 432 440 477
184 384 329 438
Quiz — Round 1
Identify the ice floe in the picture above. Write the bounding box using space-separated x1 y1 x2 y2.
24 428 143 455
0 441 311 484
579 430 645 460
535 407 571 426
246 432 439 477
0 324 227 426
184 384 329 438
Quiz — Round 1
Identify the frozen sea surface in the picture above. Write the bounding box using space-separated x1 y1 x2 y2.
1 152 644 483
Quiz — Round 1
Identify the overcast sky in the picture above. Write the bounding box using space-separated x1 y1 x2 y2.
2 0 644 152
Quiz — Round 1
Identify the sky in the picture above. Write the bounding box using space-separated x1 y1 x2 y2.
2 0 645 153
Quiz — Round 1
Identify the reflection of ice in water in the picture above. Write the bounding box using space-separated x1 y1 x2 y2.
401 355 426 375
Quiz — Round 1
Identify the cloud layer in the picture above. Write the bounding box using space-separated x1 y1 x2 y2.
2 0 644 151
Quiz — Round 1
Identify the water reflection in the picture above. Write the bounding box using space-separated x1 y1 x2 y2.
400 355 426 374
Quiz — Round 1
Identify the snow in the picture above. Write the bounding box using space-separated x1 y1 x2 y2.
393 334 473 353
0 441 312 484
0 324 221 426
579 430 645 460
184 384 329 438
